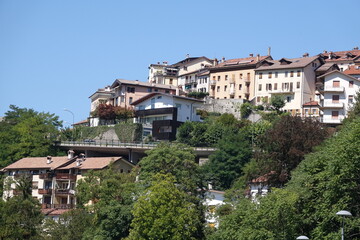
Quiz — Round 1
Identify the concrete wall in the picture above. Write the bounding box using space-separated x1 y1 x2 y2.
199 98 245 119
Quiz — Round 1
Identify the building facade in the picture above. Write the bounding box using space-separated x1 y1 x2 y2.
254 56 324 115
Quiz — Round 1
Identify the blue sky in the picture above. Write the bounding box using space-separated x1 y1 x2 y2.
0 0 359 125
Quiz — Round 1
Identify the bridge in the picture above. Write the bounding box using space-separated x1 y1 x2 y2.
56 140 217 164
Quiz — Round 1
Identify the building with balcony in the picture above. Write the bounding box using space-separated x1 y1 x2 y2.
316 70 360 125
2 153 134 213
209 54 272 101
148 62 179 86
131 93 203 141
254 55 324 115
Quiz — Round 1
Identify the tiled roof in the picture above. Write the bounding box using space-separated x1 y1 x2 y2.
317 70 360 82
320 49 360 62
212 55 270 69
316 62 339 72
344 65 360 75
58 156 129 170
171 56 214 67
250 171 276 183
41 208 71 216
3 156 73 170
130 92 203 106
111 79 177 90
256 56 319 71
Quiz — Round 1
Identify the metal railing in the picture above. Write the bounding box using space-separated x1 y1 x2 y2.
58 140 159 149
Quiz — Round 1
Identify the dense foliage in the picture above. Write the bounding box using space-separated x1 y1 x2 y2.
91 104 134 121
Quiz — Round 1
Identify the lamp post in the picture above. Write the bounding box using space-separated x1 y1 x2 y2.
336 210 352 240
296 236 309 240
64 108 75 141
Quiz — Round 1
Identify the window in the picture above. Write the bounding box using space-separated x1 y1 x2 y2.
154 89 158 92
225 75 228 80
120 96 125 102
129 97 133 104
157 96 162 99
297 70 301 77
147 88 152 92
247 73 250 79
217 86 220 92
169 79 173 85
239 73 243 79
165 90 170 94
290 71 294 77
258 84 262 91
213 76 216 81
275 72 278 78
332 95 339 103
183 66 187 71
204 77 207 83
349 81 354 88
333 80 340 88
285 71 288 77
127 87 135 93
259 73 263 79
274 83 278 90
287 96 291 102
332 111 339 119
266 84 272 91
217 76 221 81
349 95 354 104
239 84 242 90
175 103 182 109
297 82 300 88
268 72 272 79
224 85 227 91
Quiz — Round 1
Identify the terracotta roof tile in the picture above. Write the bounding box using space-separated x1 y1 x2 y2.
303 101 319 107
344 65 360 75
3 156 72 170
58 156 128 170
321 50 360 62
256 56 319 71
213 55 269 68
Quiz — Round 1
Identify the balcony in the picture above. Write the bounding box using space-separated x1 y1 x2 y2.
243 77 251 83
210 80 216 86
229 89 235 96
323 86 345 93
229 78 235 84
38 189 52 195
42 204 75 209
135 107 177 118
269 88 294 94
320 102 344 109
39 173 52 179
55 173 77 181
55 189 75 195
320 116 344 124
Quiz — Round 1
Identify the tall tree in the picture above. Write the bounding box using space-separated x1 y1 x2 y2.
127 173 205 240
0 105 62 168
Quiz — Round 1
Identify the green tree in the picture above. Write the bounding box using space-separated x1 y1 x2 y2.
240 102 252 118
287 117 360 239
139 142 203 193
203 129 252 190
0 105 62 168
127 173 204 240
76 165 138 240
270 95 285 112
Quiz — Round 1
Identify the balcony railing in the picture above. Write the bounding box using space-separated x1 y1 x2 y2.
323 86 345 92
38 189 52 195
320 102 344 109
42 204 75 209
55 173 77 181
210 80 216 86
39 173 52 179
55 189 75 195
269 88 294 94
229 89 235 96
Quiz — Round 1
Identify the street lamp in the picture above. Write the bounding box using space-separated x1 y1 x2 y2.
336 210 352 240
64 108 75 141
296 236 309 240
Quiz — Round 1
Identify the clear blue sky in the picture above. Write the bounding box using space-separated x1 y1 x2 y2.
1 0 359 125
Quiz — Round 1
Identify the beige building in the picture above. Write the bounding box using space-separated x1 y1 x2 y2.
148 62 178 86
209 55 272 101
2 153 134 211
254 56 324 115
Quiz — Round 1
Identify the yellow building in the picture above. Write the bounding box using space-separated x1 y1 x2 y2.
209 55 272 100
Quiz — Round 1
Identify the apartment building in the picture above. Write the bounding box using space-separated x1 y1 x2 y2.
254 56 324 115
316 70 360 125
209 55 272 101
89 79 177 112
2 153 134 210
319 48 360 72
131 93 202 140
148 62 178 86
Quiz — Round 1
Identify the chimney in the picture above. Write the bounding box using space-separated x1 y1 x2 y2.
186 54 190 58
213 58 218 66
257 54 260 62
303 53 309 57
76 159 82 167
68 150 75 160
157 62 160 64
354 46 359 50
79 153 86 161
268 47 271 56
323 50 327 54
249 53 254 57
222 57 225 62
47 156 52 164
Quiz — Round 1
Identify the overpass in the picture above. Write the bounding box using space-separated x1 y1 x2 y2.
55 140 216 164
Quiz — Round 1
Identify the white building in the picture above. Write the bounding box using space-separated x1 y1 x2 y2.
131 93 203 140
316 70 360 125
254 56 324 115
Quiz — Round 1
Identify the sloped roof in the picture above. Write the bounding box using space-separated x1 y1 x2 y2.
344 65 360 75
211 55 271 70
317 70 360 82
256 56 320 71
316 62 339 72
57 157 129 170
303 101 319 107
320 49 360 62
130 92 203 106
3 156 73 170
110 79 177 90
171 56 214 67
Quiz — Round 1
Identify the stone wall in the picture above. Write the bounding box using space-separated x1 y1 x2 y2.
199 98 245 119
